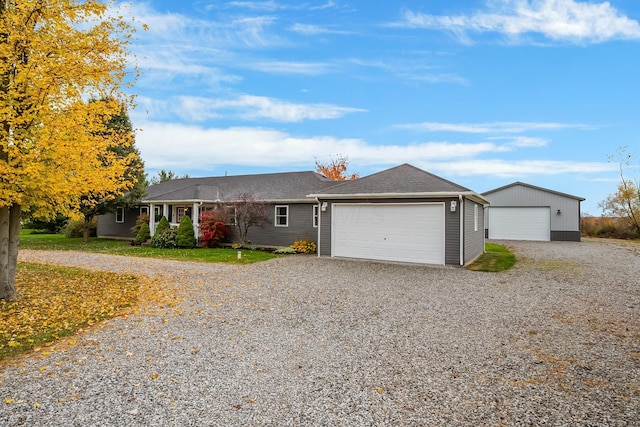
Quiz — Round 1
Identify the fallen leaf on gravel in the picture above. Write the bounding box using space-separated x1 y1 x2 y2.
5 398 14 404
151 373 159 379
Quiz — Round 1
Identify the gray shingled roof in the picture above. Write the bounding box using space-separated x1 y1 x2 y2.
143 171 335 203
483 181 585 201
309 163 472 196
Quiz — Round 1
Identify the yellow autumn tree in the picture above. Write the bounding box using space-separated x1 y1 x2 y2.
600 146 640 236
0 1 140 300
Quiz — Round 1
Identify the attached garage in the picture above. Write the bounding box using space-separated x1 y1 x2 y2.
332 203 445 264
487 207 550 241
310 164 489 266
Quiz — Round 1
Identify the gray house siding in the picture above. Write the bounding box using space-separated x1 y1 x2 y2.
484 185 582 242
319 202 332 257
444 201 461 265
463 199 485 264
317 198 462 265
241 203 318 247
97 207 141 239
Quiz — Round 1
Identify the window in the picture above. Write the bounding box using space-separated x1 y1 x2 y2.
313 205 319 228
154 205 163 220
177 207 185 223
115 207 125 223
474 204 479 232
140 206 149 216
275 205 288 227
226 206 237 226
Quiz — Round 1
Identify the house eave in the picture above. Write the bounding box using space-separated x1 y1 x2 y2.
307 191 490 205
141 198 315 205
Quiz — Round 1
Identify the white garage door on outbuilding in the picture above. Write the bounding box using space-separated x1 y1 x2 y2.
331 203 445 264
488 207 550 241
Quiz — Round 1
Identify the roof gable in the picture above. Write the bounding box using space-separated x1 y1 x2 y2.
310 163 472 196
483 181 585 201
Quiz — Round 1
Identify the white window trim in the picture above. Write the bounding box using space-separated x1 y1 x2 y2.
313 205 319 228
275 205 289 227
140 206 149 216
116 207 125 224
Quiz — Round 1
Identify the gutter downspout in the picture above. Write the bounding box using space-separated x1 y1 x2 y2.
459 195 464 266
314 198 321 258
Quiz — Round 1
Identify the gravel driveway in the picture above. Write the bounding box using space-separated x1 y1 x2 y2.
2 239 639 426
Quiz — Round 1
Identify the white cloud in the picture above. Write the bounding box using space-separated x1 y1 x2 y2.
136 122 616 179
247 61 334 75
398 121 593 133
396 0 640 43
223 1 338 12
290 23 354 35
137 124 515 168
505 136 549 147
426 159 616 178
134 95 365 123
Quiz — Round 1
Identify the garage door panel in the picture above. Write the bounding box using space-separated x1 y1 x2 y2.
332 203 445 264
488 207 550 241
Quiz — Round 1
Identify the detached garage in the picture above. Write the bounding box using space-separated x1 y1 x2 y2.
309 164 489 266
483 182 584 242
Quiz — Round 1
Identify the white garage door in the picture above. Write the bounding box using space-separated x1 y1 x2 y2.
488 207 550 241
332 203 445 264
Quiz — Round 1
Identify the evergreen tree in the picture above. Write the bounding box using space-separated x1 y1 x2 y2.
176 216 195 248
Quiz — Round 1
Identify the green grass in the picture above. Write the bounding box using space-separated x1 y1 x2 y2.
19 230 278 264
466 242 516 272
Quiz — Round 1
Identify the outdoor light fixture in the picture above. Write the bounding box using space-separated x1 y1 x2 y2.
450 200 457 212
321 201 328 211
557 209 562 215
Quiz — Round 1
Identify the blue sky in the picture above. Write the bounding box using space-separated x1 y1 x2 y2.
120 0 640 215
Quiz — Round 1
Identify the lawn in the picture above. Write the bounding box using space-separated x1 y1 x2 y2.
466 242 516 272
19 230 278 264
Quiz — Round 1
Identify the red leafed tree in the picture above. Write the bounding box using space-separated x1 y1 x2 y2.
315 155 359 181
199 211 231 248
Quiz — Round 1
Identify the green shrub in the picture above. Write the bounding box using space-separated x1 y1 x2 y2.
62 217 97 238
131 214 150 237
156 216 170 233
176 216 196 248
134 222 151 245
23 214 68 233
151 229 177 249
290 240 316 253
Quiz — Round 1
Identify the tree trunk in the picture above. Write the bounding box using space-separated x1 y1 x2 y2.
83 215 91 243
0 204 19 301
8 204 21 295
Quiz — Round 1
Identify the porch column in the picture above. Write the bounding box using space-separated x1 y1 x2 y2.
163 203 169 222
149 203 156 236
192 202 200 239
